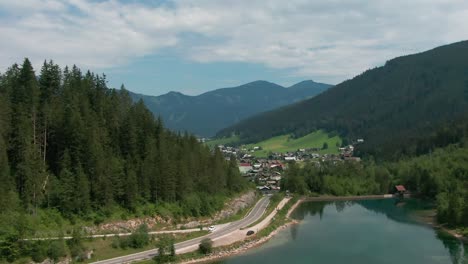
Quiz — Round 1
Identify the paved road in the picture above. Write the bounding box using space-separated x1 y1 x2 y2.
91 196 270 264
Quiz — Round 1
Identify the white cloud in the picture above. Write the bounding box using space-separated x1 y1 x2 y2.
0 0 467 83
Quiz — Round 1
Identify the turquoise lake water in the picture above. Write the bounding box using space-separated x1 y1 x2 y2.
214 199 467 264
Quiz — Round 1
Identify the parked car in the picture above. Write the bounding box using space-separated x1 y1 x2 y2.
246 230 255 236
208 226 215 232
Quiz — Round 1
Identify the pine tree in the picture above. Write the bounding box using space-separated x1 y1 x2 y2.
124 166 138 210
226 155 245 193
74 164 90 214
0 58 247 224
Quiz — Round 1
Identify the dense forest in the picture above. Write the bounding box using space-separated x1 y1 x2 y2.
281 141 468 228
0 59 248 262
218 40 468 159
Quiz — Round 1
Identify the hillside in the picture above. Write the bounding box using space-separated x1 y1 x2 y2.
130 80 331 137
218 40 468 158
0 59 249 262
244 130 342 157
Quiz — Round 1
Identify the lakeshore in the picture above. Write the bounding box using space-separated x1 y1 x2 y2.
178 196 296 264
180 194 466 264
180 220 300 264
180 195 396 264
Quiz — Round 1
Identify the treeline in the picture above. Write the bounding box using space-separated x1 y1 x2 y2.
218 41 468 160
0 59 247 229
282 142 468 227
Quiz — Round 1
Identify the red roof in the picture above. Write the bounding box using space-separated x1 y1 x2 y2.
395 185 406 192
239 163 251 167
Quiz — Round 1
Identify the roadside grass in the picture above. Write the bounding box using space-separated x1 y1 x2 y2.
135 195 299 264
241 193 285 230
83 231 209 263
83 237 155 263
244 130 341 157
214 194 262 225
23 190 260 243
256 195 298 237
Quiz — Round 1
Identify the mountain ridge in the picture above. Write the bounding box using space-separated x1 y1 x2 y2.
129 80 332 137
218 40 468 158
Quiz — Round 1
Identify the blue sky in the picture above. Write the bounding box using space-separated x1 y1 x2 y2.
104 53 308 95
1 0 468 96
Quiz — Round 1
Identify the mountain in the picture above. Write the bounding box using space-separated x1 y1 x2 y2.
129 80 331 137
218 40 468 158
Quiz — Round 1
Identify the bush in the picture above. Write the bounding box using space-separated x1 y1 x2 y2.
67 228 87 259
30 242 47 263
322 142 328 150
198 238 213 255
111 236 120 249
115 224 150 249
128 224 150 248
47 240 66 262
154 235 175 264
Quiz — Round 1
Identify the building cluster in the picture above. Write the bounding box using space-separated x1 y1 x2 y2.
238 159 284 193
214 138 365 193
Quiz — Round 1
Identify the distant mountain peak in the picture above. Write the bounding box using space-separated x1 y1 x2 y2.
245 80 279 86
165 91 186 96
288 80 332 89
129 80 332 137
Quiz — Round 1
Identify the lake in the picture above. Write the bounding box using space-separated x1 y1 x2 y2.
213 199 467 264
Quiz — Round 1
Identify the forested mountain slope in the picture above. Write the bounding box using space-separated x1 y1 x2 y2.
130 80 331 137
218 41 468 158
0 59 248 242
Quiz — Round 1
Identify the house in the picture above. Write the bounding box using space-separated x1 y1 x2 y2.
270 176 282 181
394 185 407 195
357 138 364 143
344 157 361 162
238 163 253 174
284 156 296 161
270 162 284 170
311 153 320 159
256 185 271 194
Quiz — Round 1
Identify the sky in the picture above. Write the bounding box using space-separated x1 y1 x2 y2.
1 0 468 96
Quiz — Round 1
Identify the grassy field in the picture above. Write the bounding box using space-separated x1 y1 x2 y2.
205 135 240 148
245 130 341 157
84 231 209 263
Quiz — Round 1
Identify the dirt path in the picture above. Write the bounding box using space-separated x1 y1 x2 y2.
26 225 231 241
302 194 394 201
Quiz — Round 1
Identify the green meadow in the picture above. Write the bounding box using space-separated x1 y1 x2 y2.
205 135 240 148
244 130 341 157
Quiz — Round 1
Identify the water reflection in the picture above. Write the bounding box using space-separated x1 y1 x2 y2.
217 199 467 264
437 231 466 264
334 200 346 212
290 222 298 241
290 198 467 264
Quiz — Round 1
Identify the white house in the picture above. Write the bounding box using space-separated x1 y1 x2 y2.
238 163 253 174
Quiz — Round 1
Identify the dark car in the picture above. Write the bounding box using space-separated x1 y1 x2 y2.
246 230 255 236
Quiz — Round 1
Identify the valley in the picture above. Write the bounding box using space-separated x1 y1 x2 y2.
1 8 468 263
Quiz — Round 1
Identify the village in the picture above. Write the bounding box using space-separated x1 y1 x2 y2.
214 139 364 194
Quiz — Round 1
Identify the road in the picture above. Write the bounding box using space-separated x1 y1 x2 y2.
91 196 270 264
